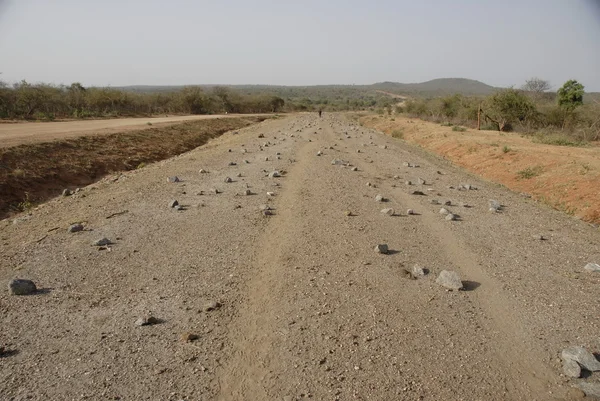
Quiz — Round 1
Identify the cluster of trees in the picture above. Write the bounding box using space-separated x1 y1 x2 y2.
399 79 598 141
0 81 287 120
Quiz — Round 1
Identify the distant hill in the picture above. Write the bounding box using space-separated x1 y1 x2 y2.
370 78 497 96
117 78 498 97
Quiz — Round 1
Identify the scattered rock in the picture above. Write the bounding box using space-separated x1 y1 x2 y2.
416 178 426 185
405 181 412 186
565 387 586 400
578 382 600 398
584 263 600 273
62 188 72 197
439 208 450 215
532 234 546 241
407 209 415 215
224 177 233 183
562 358 582 378
403 162 411 167
181 332 199 342
344 210 353 216
244 189 253 196
561 346 600 372
351 167 358 171
8 279 37 295
375 194 385 202
317 151 322 156
411 190 425 196
258 133 265 138
489 199 501 211
331 159 349 166
430 199 441 205
135 316 160 326
263 210 274 216
411 265 426 278
204 301 221 312
93 238 112 246
68 224 84 233
374 244 389 254
444 200 452 206
436 270 463 290
169 200 179 208
244 160 250 164
167 176 180 183
199 169 208 173
228 162 237 166
380 208 394 216
267 192 276 197
210 188 220 194
269 171 281 178
445 213 457 221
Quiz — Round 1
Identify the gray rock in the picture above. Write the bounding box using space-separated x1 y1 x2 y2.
169 200 179 208
375 244 389 254
135 316 160 326
430 199 441 205
562 346 600 371
244 189 253 196
204 301 221 312
331 159 349 166
68 224 84 233
439 208 450 215
93 237 112 246
380 208 394 216
444 200 452 206
62 188 72 197
436 270 463 290
167 176 180 183
224 177 233 183
584 263 600 273
562 358 582 378
578 382 600 398
375 194 385 202
411 265 426 278
445 213 457 221
259 204 272 211
416 178 426 185
489 199 501 211
411 190 425 195
199 169 208 173
269 171 281 178
8 279 37 295
403 162 411 167
351 167 358 171
407 209 415 215
532 234 546 241
317 151 322 156
405 181 412 186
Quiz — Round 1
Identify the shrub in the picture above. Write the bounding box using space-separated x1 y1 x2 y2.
452 125 467 132
391 129 404 139
517 166 543 179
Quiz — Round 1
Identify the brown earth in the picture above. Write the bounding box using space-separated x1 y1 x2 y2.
0 117 266 219
1 113 599 400
361 115 600 224
0 114 270 148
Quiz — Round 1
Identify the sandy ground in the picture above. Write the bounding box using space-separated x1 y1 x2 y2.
0 114 269 148
1 114 599 400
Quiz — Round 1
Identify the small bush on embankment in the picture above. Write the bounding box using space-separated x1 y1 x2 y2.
0 117 264 219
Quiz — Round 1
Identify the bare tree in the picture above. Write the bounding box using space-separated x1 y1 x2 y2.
521 77 551 100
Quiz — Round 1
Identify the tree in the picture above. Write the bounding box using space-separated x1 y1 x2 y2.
557 79 584 112
521 77 551 101
483 89 535 131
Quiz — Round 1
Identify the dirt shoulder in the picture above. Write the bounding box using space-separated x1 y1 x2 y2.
361 115 600 224
0 116 267 219
0 114 272 148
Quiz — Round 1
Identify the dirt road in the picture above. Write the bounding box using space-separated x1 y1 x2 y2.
1 114 599 400
0 114 267 148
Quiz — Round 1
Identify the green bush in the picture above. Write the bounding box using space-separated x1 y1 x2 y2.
452 125 467 132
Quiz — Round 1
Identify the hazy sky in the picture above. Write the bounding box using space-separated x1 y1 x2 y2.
1 0 599 90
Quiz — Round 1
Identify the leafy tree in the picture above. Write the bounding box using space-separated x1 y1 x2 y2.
483 89 535 131
557 80 584 112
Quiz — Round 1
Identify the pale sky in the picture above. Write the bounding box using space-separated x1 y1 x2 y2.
1 0 599 90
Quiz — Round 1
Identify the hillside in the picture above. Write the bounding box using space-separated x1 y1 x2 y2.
371 78 497 96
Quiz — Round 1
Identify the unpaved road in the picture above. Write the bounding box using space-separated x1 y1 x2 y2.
0 114 268 148
1 114 599 400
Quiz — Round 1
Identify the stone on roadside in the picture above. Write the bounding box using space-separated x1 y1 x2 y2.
439 208 450 215
68 224 84 233
317 151 322 156
405 181 412 186
411 265 426 278
204 301 221 312
224 177 233 183
445 213 456 221
8 279 37 295
374 244 389 254
375 194 385 202
489 199 501 211
562 358 582 378
93 237 112 246
416 178 426 185
436 270 463 290
167 176 180 183
169 200 179 208
381 208 394 216
269 171 281 178
584 263 600 273
351 167 358 171
561 346 600 372
135 316 160 326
